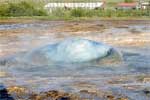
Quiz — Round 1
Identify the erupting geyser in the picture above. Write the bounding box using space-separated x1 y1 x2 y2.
25 38 122 65
1 38 122 66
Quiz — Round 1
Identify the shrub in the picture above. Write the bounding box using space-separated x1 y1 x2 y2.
0 1 47 17
0 1 149 19
0 3 10 16
70 8 86 17
51 8 66 17
124 0 133 3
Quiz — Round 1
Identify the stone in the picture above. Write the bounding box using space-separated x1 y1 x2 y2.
143 88 150 96
0 72 9 77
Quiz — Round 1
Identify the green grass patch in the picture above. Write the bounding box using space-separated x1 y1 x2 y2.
50 8 149 18
0 1 47 17
0 0 149 20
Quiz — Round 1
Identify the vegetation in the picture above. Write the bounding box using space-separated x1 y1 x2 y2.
124 0 133 3
0 0 149 20
0 1 47 16
75 9 147 17
47 8 150 20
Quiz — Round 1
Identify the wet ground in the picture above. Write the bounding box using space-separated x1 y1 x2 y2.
0 20 150 100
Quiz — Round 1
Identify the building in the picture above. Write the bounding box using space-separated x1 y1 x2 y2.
44 2 105 12
140 2 150 10
116 2 138 10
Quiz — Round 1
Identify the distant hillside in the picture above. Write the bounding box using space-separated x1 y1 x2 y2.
0 0 132 3
0 0 149 5
0 0 149 3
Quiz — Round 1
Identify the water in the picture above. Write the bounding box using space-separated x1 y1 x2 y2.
0 20 150 99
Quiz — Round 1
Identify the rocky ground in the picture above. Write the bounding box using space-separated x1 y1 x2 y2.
0 20 150 100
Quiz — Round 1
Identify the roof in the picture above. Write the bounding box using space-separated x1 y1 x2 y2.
117 2 137 7
141 2 150 6
44 2 104 8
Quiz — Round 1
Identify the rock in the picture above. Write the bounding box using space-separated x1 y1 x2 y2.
7 86 30 99
107 95 115 100
0 85 14 100
58 96 70 100
143 78 150 83
117 97 129 100
29 90 79 100
0 72 9 77
143 88 150 96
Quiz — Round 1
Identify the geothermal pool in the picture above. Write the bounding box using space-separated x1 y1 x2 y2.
0 20 150 100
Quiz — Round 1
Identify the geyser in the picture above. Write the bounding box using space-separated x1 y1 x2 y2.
24 38 122 65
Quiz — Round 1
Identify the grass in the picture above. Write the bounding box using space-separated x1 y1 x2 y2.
0 1 47 17
48 8 150 19
1 16 150 22
0 0 149 21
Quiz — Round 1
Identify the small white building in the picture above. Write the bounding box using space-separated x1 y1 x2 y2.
44 2 105 12
140 2 150 10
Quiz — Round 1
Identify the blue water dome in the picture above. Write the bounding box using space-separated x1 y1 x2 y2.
25 38 122 65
